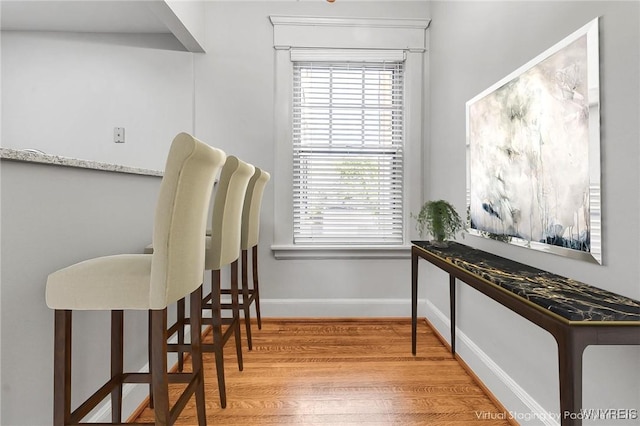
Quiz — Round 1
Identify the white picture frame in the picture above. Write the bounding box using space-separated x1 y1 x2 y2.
466 18 601 264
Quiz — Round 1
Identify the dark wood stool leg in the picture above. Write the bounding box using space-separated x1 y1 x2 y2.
150 309 170 425
54 310 72 426
252 245 262 330
111 310 124 423
241 249 253 350
211 269 227 408
190 287 207 425
147 310 154 409
177 298 185 372
231 260 244 369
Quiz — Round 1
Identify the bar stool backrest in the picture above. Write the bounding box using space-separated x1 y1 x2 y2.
241 168 270 250
150 133 226 309
206 156 255 271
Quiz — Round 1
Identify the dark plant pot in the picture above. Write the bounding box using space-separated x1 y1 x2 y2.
429 239 449 248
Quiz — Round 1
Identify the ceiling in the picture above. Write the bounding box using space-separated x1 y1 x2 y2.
0 1 171 33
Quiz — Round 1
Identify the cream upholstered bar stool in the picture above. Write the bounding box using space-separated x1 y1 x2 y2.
45 133 225 425
165 155 254 408
201 155 254 408
221 168 270 350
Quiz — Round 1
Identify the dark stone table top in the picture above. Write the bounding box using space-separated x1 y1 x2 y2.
413 241 640 324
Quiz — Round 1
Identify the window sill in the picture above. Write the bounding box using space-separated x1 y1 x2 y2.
271 244 411 260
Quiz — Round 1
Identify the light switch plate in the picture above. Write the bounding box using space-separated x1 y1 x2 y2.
114 127 125 143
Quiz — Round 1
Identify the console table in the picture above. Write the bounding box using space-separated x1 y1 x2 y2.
411 241 640 426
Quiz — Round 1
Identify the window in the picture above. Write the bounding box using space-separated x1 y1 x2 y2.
293 61 404 245
270 16 429 258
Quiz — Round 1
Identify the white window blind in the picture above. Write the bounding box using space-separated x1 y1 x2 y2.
293 61 405 245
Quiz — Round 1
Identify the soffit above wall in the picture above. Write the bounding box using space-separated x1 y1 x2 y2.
0 0 205 52
0 1 168 33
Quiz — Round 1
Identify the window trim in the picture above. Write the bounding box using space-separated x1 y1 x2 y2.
270 15 430 259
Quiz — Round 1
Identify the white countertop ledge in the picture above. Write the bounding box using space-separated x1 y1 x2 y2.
0 148 163 177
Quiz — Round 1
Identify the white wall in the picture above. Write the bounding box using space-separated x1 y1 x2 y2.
1 31 194 170
428 1 640 424
0 4 432 424
2 1 638 425
0 24 4 424
1 30 195 425
194 1 432 317
0 162 162 425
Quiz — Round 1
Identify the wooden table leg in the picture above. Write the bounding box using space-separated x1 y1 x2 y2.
556 328 589 426
412 248 419 355
449 275 456 355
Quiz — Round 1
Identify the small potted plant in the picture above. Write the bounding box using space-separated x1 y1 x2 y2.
413 200 464 247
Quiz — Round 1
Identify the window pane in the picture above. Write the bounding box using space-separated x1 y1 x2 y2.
293 62 404 245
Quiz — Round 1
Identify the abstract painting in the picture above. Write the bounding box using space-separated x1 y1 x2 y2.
466 18 601 263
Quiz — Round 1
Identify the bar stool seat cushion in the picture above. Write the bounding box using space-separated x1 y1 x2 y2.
46 254 153 311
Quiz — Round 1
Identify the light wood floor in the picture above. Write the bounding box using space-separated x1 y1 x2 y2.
134 318 513 425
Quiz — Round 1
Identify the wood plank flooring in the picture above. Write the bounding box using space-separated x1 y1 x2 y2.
134 319 512 425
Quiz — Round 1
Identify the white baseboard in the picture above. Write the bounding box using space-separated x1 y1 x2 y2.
86 377 151 423
86 329 184 423
425 300 559 426
260 297 428 317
